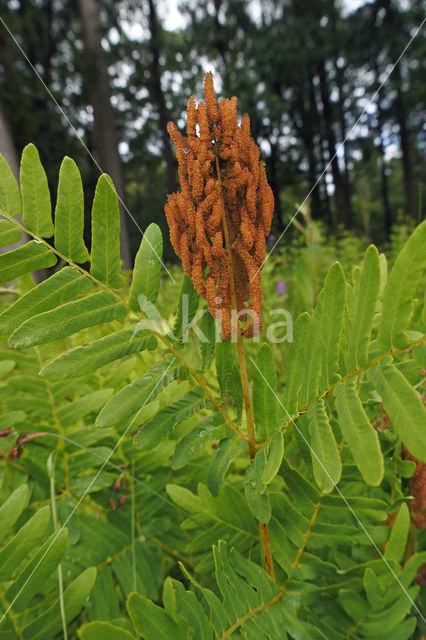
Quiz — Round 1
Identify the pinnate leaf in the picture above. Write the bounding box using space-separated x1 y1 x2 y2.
90 174 122 288
20 143 53 237
129 223 163 309
335 379 384 486
368 356 426 462
0 152 22 217
54 157 89 262
0 240 56 285
377 220 426 350
9 290 126 348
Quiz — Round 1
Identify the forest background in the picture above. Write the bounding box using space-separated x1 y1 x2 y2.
0 0 425 267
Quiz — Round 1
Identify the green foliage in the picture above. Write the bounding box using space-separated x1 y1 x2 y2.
335 380 384 486
20 143 54 238
0 154 21 219
308 399 341 493
54 157 89 264
0 147 425 638
0 241 57 285
252 343 279 440
90 174 122 289
377 221 426 350
129 223 163 310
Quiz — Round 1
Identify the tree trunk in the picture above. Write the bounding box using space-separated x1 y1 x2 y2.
381 0 416 220
373 63 392 237
307 72 331 223
212 0 231 92
377 113 392 237
0 102 19 180
394 70 416 220
146 0 177 196
333 64 353 227
78 0 131 268
328 0 352 227
0 101 33 266
268 141 284 232
292 77 321 219
317 61 347 228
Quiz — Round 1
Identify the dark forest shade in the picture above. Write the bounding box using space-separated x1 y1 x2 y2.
0 0 424 262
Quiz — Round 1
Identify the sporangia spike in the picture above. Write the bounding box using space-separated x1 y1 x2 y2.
165 72 274 339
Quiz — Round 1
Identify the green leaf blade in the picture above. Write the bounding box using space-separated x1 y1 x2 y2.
0 485 29 542
207 437 246 497
0 266 93 335
23 567 97 640
20 143 53 237
346 245 381 371
335 379 384 486
96 360 174 427
282 311 310 416
78 621 136 640
41 328 155 379
129 223 163 309
215 341 234 398
0 506 50 581
0 240 57 285
308 399 341 493
384 503 410 563
261 429 284 486
317 261 346 388
253 343 278 440
8 290 126 348
54 157 89 263
90 174 122 288
0 152 22 217
199 307 216 371
133 387 206 450
127 592 185 640
377 220 426 350
244 459 271 523
0 219 22 246
6 528 68 611
368 357 426 462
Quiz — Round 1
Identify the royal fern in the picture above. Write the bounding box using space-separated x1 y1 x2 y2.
0 140 425 639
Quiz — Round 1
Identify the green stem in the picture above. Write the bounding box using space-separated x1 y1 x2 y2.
214 153 274 577
49 456 68 640
35 348 70 495
131 459 137 592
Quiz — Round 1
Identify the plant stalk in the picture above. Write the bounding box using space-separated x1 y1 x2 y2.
131 459 137 592
215 153 275 579
49 457 68 640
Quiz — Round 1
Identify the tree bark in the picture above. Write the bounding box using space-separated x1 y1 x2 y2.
317 60 347 228
0 101 32 264
78 0 131 268
146 0 177 196
394 68 416 220
381 0 417 220
333 65 353 227
377 110 392 237
328 0 352 227
373 62 392 237
307 72 331 222
0 102 19 180
267 141 284 232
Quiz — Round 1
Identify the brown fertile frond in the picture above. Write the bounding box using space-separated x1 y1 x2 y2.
165 72 274 339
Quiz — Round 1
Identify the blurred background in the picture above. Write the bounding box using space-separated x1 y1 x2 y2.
0 0 425 266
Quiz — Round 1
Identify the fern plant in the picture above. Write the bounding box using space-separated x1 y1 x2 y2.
0 75 425 639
